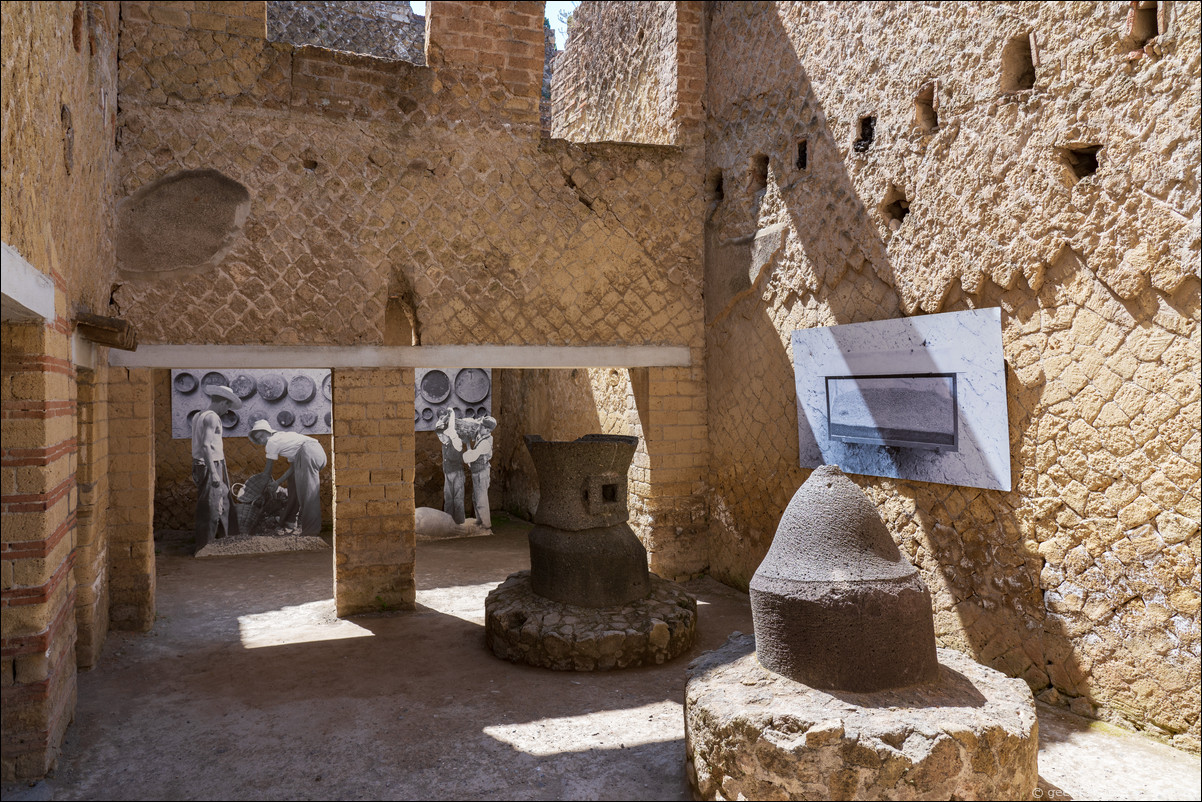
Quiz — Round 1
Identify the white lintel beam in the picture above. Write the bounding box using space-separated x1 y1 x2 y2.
107 344 692 369
1 242 57 322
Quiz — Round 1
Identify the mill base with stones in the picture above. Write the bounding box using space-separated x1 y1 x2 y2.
685 634 1039 801
485 570 696 670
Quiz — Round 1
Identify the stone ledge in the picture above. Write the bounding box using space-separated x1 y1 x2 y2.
484 570 696 670
685 634 1038 801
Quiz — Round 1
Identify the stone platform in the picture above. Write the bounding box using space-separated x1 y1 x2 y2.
685 634 1038 801
485 570 696 670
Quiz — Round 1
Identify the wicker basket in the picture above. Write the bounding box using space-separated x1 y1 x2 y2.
231 474 274 535
234 497 264 534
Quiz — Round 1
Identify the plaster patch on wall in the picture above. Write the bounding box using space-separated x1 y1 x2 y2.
116 168 251 278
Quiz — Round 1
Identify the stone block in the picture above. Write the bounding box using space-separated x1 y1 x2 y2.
685 635 1038 801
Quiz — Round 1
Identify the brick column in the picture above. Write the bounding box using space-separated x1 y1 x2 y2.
631 355 709 580
674 1 706 146
0 322 78 780
425 0 546 127
331 369 415 616
106 367 155 632
73 364 110 667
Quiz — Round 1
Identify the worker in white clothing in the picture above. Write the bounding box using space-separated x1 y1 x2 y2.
249 420 327 536
462 415 496 529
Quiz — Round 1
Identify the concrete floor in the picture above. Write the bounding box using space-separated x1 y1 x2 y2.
4 518 1199 801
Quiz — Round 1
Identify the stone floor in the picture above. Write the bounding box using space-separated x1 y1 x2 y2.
4 517 1198 801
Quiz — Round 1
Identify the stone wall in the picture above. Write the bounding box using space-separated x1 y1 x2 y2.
267 0 426 64
551 1 681 145
702 2 1199 749
1 1 121 779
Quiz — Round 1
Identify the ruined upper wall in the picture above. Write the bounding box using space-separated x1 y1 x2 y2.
551 0 704 146
113 1 705 352
267 0 426 64
703 1 1199 750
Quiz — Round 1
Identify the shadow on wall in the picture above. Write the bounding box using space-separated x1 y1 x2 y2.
702 6 1084 708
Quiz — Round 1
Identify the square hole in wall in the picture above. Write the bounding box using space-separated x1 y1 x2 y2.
796 139 809 170
914 82 938 133
1000 34 1036 92
1130 1 1160 46
853 116 875 153
1059 144 1102 182
750 154 769 193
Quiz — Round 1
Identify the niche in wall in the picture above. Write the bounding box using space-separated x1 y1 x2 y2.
750 154 769 193
853 116 876 153
1130 1 1160 47
914 82 938 133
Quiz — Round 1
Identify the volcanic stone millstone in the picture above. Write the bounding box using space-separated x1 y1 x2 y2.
750 465 939 691
524 434 650 607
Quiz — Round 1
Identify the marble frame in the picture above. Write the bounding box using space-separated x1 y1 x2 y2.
792 308 1010 491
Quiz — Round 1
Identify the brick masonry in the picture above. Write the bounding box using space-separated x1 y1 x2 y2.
331 369 416 615
1 0 120 779
105 368 156 632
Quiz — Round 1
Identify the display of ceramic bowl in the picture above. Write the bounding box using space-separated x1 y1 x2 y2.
174 370 332 439
455 368 490 404
202 371 229 390
174 372 198 393
231 374 257 399
420 370 452 404
258 374 287 402
289 375 316 403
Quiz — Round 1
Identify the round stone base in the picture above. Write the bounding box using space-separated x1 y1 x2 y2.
485 570 696 670
685 634 1038 801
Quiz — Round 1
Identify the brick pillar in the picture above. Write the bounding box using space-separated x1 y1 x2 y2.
674 1 706 146
631 356 709 580
0 322 78 780
106 367 155 632
331 369 415 616
73 364 110 667
425 0 546 127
